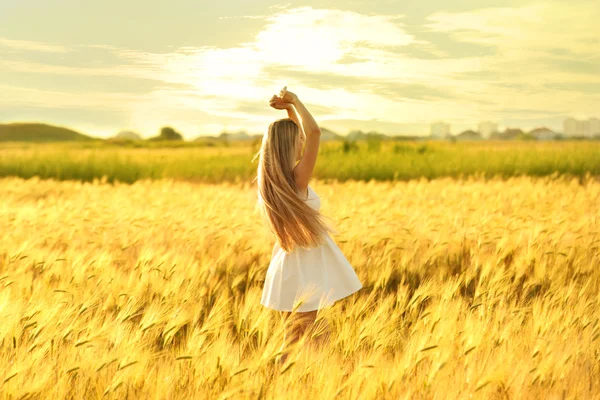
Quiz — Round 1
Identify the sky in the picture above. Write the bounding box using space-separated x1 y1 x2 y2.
1 0 599 139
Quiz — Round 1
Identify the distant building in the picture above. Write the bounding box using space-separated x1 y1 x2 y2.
590 118 600 136
564 118 577 136
529 127 557 141
576 119 589 136
430 122 450 139
477 121 498 139
455 130 482 141
564 117 600 137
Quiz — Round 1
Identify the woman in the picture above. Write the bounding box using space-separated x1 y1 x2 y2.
254 87 362 363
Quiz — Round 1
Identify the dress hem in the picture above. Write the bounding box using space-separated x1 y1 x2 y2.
260 284 362 312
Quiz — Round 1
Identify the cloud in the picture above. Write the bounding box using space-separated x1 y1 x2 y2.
420 1 600 120
0 37 70 53
424 2 600 77
254 7 414 69
2 3 600 136
261 66 463 102
234 99 337 117
218 15 268 20
543 82 600 94
425 2 598 55
0 59 162 80
0 7 486 130
0 84 140 110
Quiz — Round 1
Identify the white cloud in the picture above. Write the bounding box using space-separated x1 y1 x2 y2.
0 84 140 109
105 7 481 123
0 37 70 53
254 7 414 68
218 15 268 20
424 2 600 81
421 1 600 120
2 3 599 135
0 59 161 79
0 7 477 129
425 2 598 56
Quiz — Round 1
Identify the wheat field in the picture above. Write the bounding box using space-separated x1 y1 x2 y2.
1 175 599 399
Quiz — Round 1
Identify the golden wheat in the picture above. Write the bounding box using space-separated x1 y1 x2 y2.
0 175 598 399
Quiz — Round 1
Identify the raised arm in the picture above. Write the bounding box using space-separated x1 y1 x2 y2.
269 87 321 191
286 105 305 141
281 89 321 191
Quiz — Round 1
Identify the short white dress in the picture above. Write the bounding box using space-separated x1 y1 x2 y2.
260 185 363 312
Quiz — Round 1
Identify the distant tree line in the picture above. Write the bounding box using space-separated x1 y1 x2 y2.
147 126 183 141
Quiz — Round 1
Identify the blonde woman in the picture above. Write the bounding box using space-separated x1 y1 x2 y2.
254 87 363 363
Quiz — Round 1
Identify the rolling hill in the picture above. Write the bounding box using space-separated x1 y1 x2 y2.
0 123 96 142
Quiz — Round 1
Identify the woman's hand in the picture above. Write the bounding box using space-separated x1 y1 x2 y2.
279 86 298 104
269 95 293 111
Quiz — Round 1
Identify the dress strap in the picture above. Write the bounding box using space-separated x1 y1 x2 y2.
302 186 310 200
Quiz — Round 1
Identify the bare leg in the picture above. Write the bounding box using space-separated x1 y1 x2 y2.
278 310 317 364
311 314 332 350
278 309 332 363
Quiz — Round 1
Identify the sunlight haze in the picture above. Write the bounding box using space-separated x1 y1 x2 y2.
1 0 598 139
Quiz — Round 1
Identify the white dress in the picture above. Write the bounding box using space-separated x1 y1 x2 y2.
260 185 363 312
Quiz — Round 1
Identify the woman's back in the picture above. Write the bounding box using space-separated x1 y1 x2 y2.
302 185 321 211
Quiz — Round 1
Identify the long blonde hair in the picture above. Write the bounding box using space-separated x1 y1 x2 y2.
252 118 335 253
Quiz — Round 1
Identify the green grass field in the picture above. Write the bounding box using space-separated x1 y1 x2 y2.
0 140 598 184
